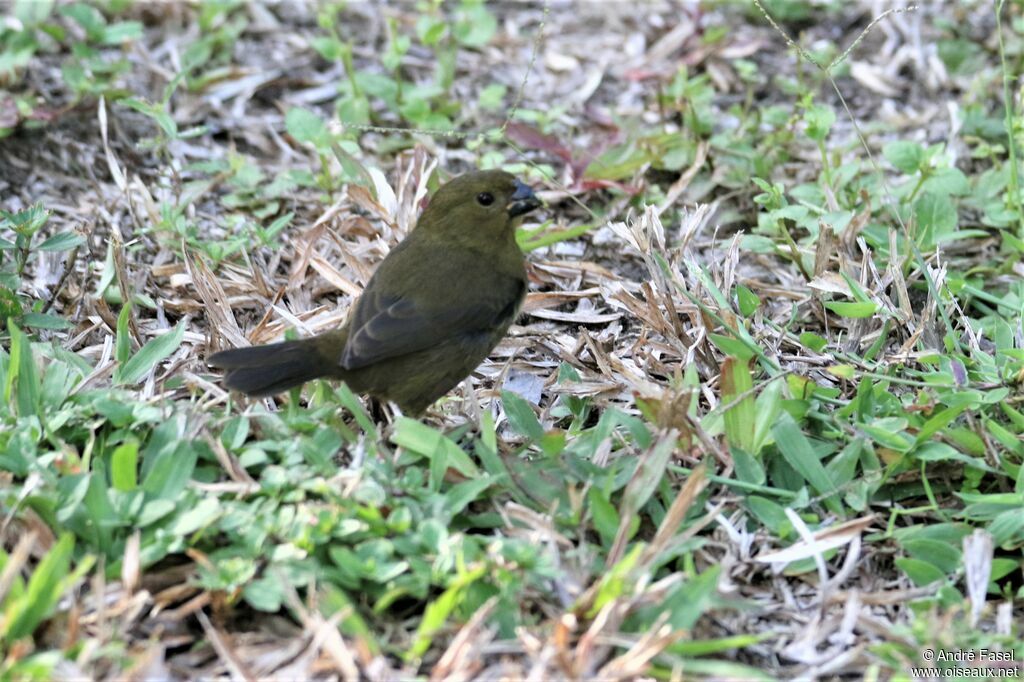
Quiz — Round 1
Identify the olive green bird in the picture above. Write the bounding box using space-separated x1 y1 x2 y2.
207 170 542 414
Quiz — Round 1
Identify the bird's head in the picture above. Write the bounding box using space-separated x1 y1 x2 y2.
417 170 542 242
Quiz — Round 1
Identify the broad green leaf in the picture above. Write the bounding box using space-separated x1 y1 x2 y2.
661 565 722 630
101 20 143 45
286 107 330 150
803 104 835 142
442 476 494 517
731 446 765 486
407 564 486 661
751 377 783 454
922 167 969 196
884 140 924 174
110 440 138 491
900 538 961 574
478 83 506 110
220 416 249 451
244 576 284 612
453 4 497 47
36 231 85 251
824 301 878 318
501 390 544 442
895 557 946 586
620 432 676 518
987 508 1024 546
914 192 958 249
771 413 842 514
15 0 54 24
708 333 756 361
721 356 755 452
391 418 479 478
7 321 40 418
170 497 221 536
799 332 827 352
59 3 106 41
735 284 761 316
20 312 73 330
3 534 74 640
115 303 132 365
589 543 644 616
142 442 197 500
588 488 619 544
745 496 789 534
115 322 185 385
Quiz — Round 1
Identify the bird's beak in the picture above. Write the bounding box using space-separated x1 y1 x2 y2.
507 179 542 218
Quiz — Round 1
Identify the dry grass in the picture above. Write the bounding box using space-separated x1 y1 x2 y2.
1 1 1022 679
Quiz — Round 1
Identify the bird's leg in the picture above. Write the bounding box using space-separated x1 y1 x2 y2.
367 397 387 424
366 397 403 425
461 377 483 424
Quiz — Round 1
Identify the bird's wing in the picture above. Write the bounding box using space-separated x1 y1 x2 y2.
339 270 524 371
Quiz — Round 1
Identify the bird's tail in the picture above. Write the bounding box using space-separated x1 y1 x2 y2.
207 336 338 397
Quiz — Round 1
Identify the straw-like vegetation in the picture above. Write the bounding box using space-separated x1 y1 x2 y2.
1 1 1022 679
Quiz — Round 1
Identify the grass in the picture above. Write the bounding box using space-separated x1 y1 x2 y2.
0 0 1022 679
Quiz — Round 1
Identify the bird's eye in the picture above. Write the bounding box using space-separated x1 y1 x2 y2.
476 192 495 206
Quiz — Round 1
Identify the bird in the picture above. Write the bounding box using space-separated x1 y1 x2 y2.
207 169 542 415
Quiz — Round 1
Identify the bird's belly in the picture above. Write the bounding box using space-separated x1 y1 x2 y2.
345 331 501 413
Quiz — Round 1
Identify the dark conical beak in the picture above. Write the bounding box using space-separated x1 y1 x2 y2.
507 179 542 218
